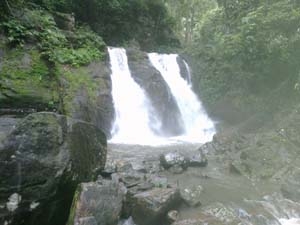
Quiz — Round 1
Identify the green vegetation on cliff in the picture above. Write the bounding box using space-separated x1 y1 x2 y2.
0 6 106 112
1 0 178 50
183 0 300 115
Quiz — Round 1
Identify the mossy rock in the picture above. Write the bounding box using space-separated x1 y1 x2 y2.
0 46 59 111
59 61 114 137
0 112 107 225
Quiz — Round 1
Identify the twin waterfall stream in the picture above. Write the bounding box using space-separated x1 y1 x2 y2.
107 47 300 225
108 47 215 145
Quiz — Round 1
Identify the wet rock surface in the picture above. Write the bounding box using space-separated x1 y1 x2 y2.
160 149 208 173
67 178 125 225
107 128 300 225
129 187 181 225
126 48 184 136
0 112 107 225
180 185 203 207
160 152 188 170
62 61 114 138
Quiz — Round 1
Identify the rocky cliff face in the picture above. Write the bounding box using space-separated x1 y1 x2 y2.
60 60 114 138
0 112 107 225
0 36 114 137
126 48 184 136
0 37 113 225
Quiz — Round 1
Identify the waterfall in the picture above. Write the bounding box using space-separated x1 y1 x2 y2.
148 53 215 143
108 47 215 145
183 59 192 85
108 47 160 145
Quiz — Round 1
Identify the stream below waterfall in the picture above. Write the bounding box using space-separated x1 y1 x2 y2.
108 143 300 225
107 47 300 225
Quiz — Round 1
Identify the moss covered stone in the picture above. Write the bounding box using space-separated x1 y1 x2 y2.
0 112 107 225
0 46 59 111
59 61 114 137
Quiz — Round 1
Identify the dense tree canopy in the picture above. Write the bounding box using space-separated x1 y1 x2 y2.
165 0 216 47
1 0 179 50
186 0 300 111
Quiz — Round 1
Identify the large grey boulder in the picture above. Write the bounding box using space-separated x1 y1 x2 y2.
67 179 126 225
129 187 181 225
0 112 107 225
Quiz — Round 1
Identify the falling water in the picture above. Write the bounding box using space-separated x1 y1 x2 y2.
108 47 161 145
183 59 192 85
108 47 215 145
148 53 215 143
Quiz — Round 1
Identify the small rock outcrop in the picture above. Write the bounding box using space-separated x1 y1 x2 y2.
160 150 208 173
160 152 188 170
180 185 203 207
0 112 107 225
61 61 114 138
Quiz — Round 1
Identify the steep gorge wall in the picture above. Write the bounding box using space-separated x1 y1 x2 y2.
0 37 113 225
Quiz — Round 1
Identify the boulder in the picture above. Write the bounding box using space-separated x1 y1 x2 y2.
121 172 168 219
118 217 136 225
187 151 208 168
180 185 203 207
126 48 184 136
160 152 188 170
67 179 126 225
167 210 179 223
129 187 181 225
281 167 300 202
0 112 107 225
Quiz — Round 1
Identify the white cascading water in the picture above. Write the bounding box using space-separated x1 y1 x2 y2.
183 59 192 85
108 47 215 145
148 53 215 143
108 47 161 145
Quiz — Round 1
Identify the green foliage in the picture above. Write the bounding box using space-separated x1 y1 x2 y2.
64 0 178 50
0 0 25 19
1 19 28 46
2 0 176 50
165 0 217 47
188 0 300 109
1 8 105 66
54 47 102 67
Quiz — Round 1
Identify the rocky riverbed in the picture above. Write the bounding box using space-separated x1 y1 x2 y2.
95 135 300 225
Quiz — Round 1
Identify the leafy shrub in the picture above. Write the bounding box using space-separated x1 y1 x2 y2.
189 0 300 108
1 8 105 66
